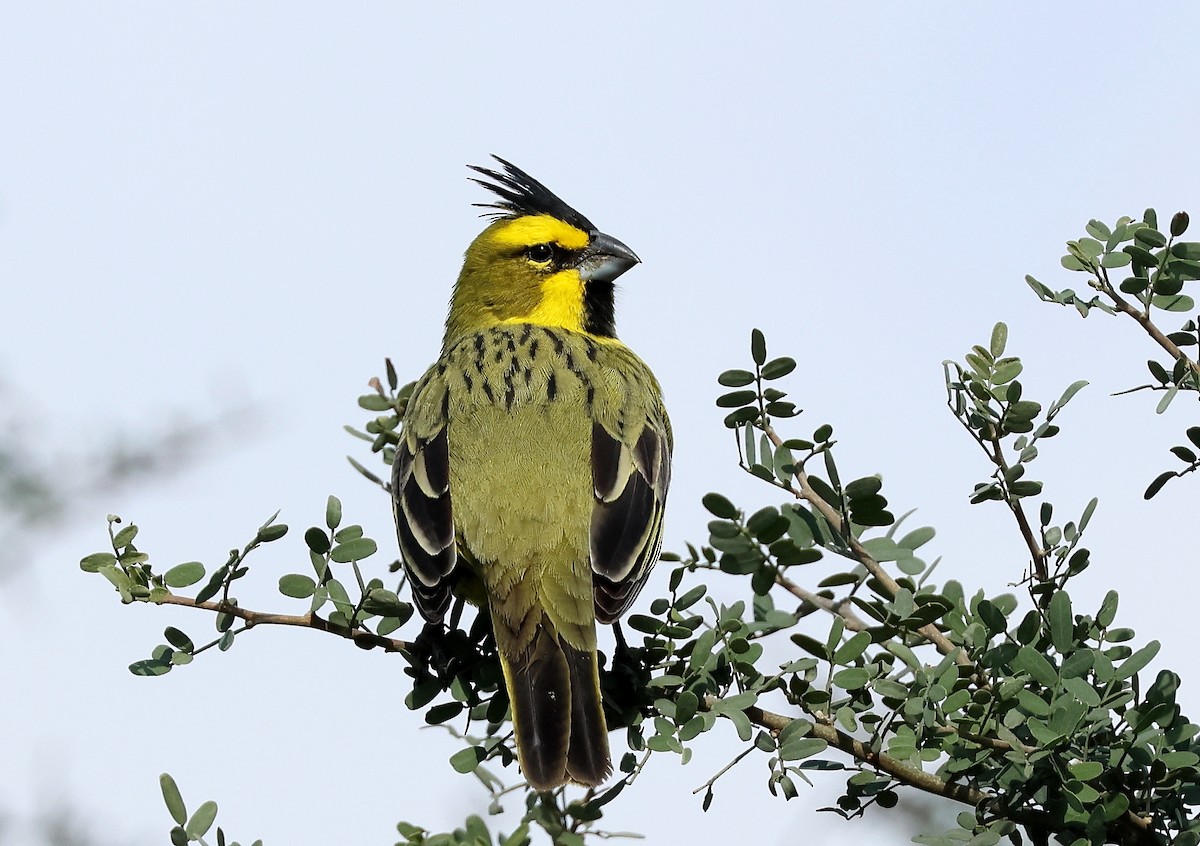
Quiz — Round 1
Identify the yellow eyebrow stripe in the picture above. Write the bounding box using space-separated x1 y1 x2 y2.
489 214 590 250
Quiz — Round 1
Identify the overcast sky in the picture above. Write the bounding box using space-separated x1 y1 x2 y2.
3 4 1200 845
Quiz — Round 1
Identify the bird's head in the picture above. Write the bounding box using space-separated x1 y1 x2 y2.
442 156 640 350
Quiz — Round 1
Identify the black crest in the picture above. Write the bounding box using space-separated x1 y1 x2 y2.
468 156 596 233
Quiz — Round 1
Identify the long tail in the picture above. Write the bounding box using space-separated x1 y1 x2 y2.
499 623 611 791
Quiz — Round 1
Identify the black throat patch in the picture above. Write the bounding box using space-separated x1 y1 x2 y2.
583 280 617 338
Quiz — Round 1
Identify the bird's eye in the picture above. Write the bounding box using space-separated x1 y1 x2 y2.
526 244 554 263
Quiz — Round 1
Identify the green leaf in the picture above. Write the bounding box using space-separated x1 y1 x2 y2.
130 658 172 676
256 523 288 543
780 737 828 761
330 537 378 563
163 562 206 589
326 495 343 530
1015 646 1058 688
279 574 316 599
861 537 904 562
1053 380 1088 411
304 527 331 555
113 524 139 548
1144 470 1175 499
674 584 707 611
897 526 935 551
357 393 392 411
723 407 760 428
1171 241 1200 260
1134 228 1167 248
1060 650 1094 679
832 667 870 690
160 773 187 825
185 801 218 839
791 633 829 659
1119 276 1147 294
976 599 1007 634
1068 761 1104 781
1161 750 1200 769
1171 445 1197 463
750 329 767 365
1124 244 1160 268
717 389 758 408
1114 640 1160 680
449 746 485 773
163 627 194 652
1047 591 1073 654
718 369 755 387
362 588 407 617
79 552 117 572
712 691 758 714
761 357 797 380
425 702 464 725
1152 294 1195 313
702 493 739 519
989 323 1007 358
1156 385 1180 414
833 631 871 665
992 359 1022 385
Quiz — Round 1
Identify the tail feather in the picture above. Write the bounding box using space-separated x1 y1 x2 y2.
563 641 612 786
500 623 611 791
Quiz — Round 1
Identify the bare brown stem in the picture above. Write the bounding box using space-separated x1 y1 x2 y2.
154 593 411 653
775 572 869 632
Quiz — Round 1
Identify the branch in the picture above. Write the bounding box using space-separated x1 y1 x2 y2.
775 571 870 632
714 694 987 806
712 695 1158 846
1099 273 1200 381
762 424 968 666
986 439 1049 583
154 593 412 653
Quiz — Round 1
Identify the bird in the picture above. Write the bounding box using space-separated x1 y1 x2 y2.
391 156 671 791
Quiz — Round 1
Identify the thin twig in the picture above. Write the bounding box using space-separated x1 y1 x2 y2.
154 593 411 653
1098 269 1200 381
987 439 1048 582
775 571 869 632
692 745 757 795
762 423 968 666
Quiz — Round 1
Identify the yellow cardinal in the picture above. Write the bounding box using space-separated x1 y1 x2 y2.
392 157 671 790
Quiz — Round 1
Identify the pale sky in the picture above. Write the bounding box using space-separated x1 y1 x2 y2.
3 4 1200 845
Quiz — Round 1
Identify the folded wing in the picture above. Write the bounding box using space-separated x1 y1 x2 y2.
590 419 672 623
393 426 457 622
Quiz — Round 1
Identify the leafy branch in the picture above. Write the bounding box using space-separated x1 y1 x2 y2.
1028 208 1200 498
81 209 1200 846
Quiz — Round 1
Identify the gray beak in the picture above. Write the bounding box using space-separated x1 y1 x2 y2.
578 231 640 283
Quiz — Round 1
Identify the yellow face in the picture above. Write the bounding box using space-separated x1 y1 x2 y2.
485 215 592 333
445 212 637 347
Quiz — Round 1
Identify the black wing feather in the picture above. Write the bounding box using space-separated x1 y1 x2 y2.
392 429 457 623
590 422 670 623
